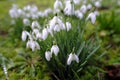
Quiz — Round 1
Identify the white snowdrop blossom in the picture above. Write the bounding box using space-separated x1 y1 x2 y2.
94 1 101 8
26 40 40 51
87 4 92 10
67 53 79 65
2 64 8 76
30 5 38 13
75 10 83 19
44 8 53 17
86 12 97 24
45 51 52 61
23 5 31 11
21 30 29 41
9 4 19 18
73 0 81 4
36 32 42 40
49 16 65 32
31 21 41 29
94 11 99 16
54 0 63 13
23 18 30 26
42 28 49 40
33 29 39 35
64 0 75 16
80 5 87 14
32 29 40 39
51 44 59 56
66 22 71 31
47 27 54 37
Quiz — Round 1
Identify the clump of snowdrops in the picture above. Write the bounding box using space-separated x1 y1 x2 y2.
9 0 102 79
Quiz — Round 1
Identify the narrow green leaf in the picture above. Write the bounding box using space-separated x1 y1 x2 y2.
86 45 100 60
77 41 85 56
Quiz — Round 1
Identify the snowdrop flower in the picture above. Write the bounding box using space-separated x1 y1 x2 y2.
51 44 59 56
32 29 40 39
75 10 83 19
42 28 49 40
94 1 101 8
54 24 61 32
47 27 54 37
80 5 87 14
21 30 28 41
94 11 99 16
31 13 39 19
30 5 38 13
86 12 96 24
45 51 52 61
23 18 30 26
44 8 53 17
31 21 41 29
87 4 92 10
36 32 42 39
67 53 79 65
49 16 57 30
64 0 75 16
66 22 71 31
73 0 81 4
49 16 65 32
26 40 40 51
9 5 19 18
54 0 63 13
23 5 31 11
17 9 25 17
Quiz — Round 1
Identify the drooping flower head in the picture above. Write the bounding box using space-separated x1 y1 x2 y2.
51 44 60 56
26 39 40 51
67 53 79 65
54 0 63 13
45 51 52 61
64 0 75 16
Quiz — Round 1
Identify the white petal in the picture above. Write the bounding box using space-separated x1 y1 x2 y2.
30 41 36 51
73 54 79 63
54 24 60 32
87 4 92 10
80 5 87 14
42 28 48 40
67 53 73 65
64 1 74 16
91 14 96 24
66 22 71 31
54 0 63 13
36 32 42 39
21 31 27 41
73 0 80 4
26 40 30 48
45 51 52 61
23 18 30 26
94 1 101 8
51 45 59 56
35 42 40 50
31 21 40 29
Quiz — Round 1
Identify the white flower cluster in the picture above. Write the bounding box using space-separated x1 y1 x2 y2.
53 0 100 21
9 4 53 25
16 0 101 65
45 44 59 61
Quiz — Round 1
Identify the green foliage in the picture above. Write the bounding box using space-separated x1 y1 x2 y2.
98 10 120 34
